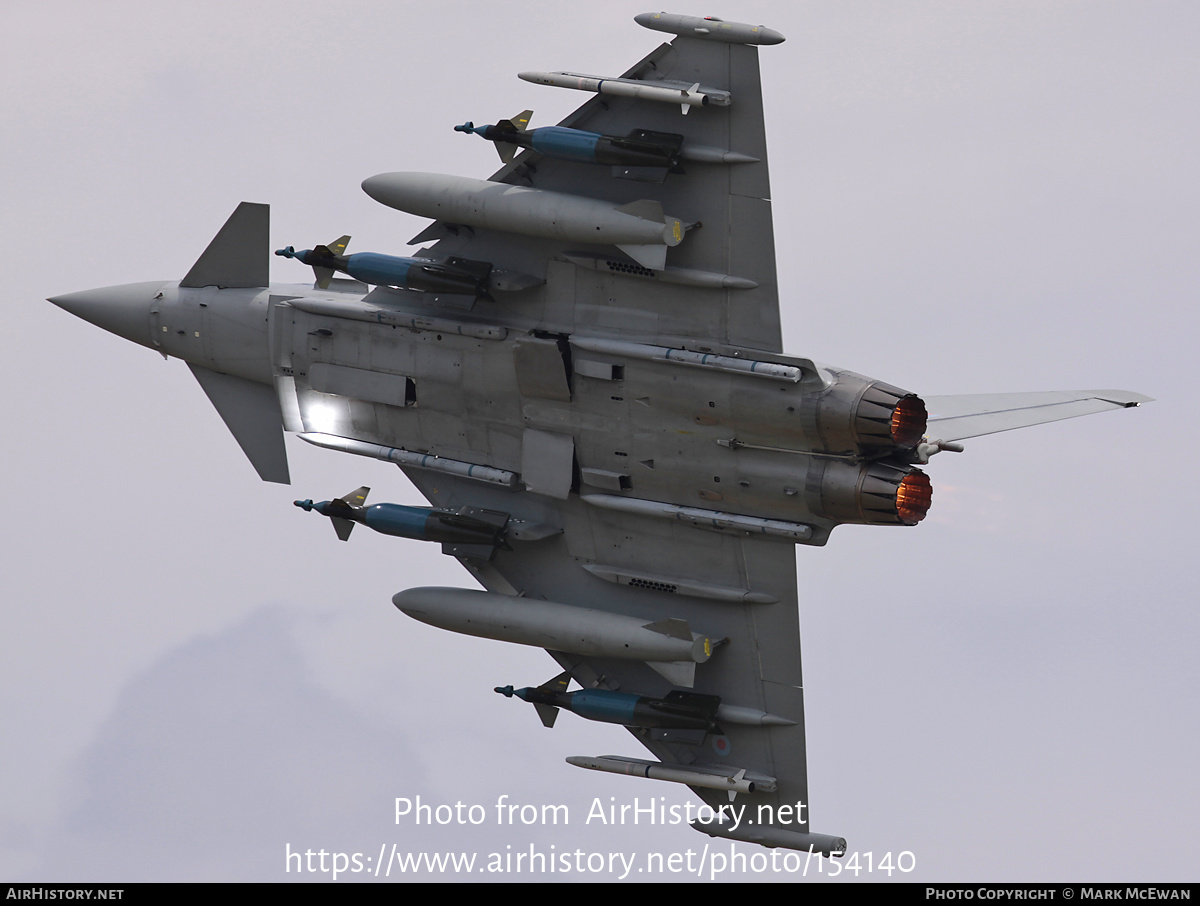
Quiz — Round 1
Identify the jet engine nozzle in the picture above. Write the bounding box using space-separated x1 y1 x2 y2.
813 460 933 526
811 375 929 457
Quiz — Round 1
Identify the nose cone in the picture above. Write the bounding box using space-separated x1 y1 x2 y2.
48 280 166 349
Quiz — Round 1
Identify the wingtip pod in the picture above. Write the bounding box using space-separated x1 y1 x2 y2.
634 12 785 45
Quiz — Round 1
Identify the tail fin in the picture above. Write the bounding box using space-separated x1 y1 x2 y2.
180 202 269 288
538 671 571 694
500 110 533 133
311 235 351 289
325 235 351 256
338 486 370 506
532 671 571 728
493 111 533 163
331 486 369 541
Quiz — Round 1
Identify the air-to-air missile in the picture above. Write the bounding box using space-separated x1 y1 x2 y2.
495 671 723 732
516 71 730 115
455 112 759 181
274 236 493 296
393 586 717 687
294 486 512 560
361 172 686 271
565 754 770 798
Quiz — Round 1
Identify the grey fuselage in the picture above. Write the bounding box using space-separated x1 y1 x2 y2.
57 276 932 545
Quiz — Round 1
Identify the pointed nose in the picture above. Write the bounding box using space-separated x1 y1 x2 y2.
48 280 167 349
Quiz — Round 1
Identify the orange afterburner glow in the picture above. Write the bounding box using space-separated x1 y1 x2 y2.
891 396 928 449
896 472 933 524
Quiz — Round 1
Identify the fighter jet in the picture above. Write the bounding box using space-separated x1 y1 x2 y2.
48 11 1149 856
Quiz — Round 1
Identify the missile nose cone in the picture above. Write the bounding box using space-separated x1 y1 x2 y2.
494 685 514 697
48 280 166 349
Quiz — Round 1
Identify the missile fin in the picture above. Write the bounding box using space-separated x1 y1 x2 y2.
509 110 533 132
615 243 666 271
495 141 517 163
330 516 355 541
325 235 351 256
537 671 572 695
729 768 747 801
643 618 692 640
614 199 666 223
646 660 696 688
312 266 335 290
533 702 559 729
338 486 370 506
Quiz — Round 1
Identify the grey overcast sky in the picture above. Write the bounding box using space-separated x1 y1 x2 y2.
3 0 1197 883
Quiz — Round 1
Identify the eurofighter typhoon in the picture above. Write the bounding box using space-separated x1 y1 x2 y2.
48 11 1149 855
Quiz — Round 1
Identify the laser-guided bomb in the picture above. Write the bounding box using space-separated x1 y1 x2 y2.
496 673 796 734
495 672 723 733
455 112 758 180
275 237 493 296
294 486 512 560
